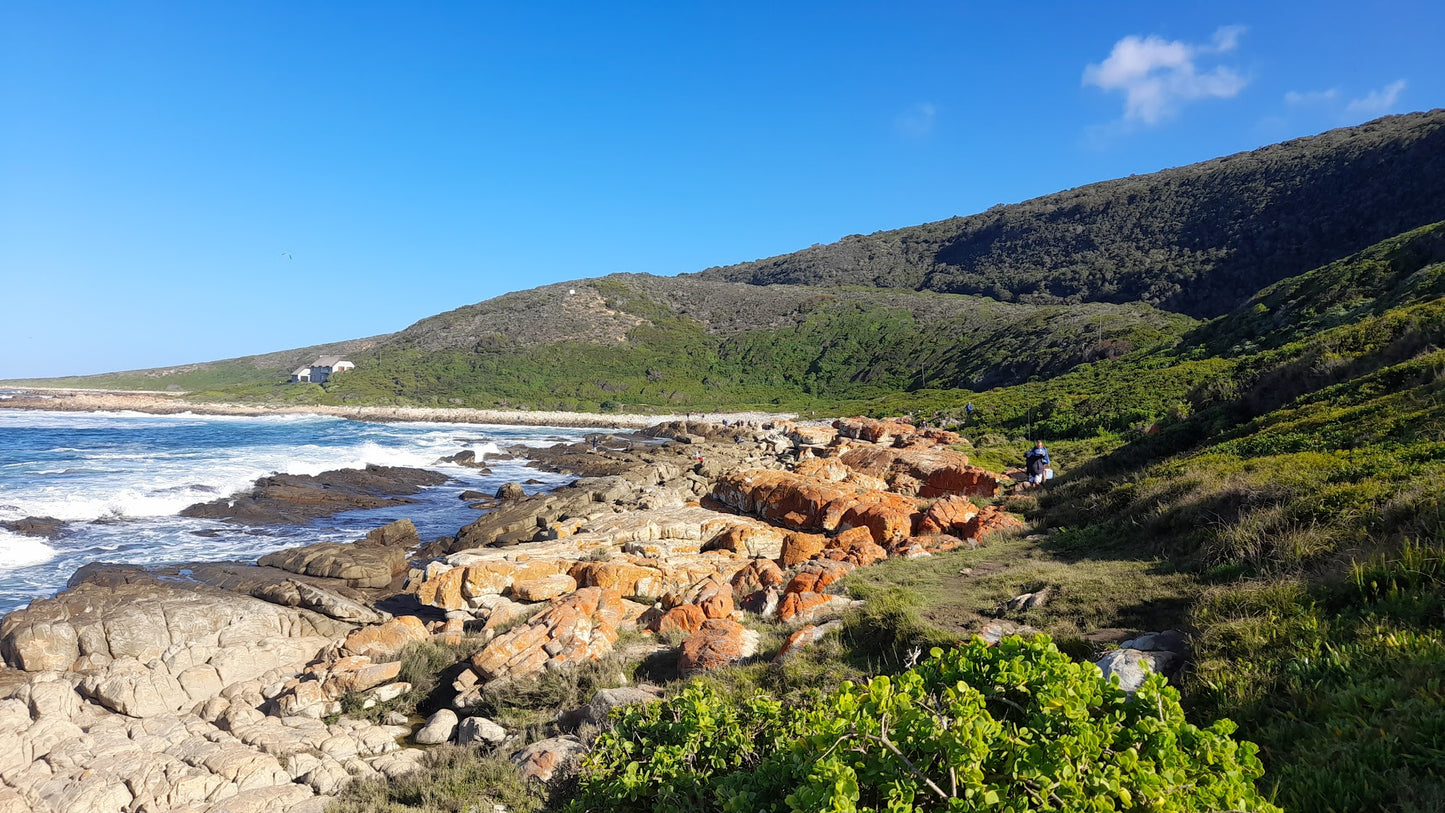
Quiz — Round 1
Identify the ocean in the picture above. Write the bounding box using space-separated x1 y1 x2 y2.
0 407 590 616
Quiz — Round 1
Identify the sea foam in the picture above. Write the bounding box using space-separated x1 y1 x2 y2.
0 530 57 570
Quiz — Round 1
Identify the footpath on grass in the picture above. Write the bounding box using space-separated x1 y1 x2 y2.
0 415 1193 812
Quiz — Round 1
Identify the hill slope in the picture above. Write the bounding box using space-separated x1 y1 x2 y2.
5 276 1191 409
695 111 1445 318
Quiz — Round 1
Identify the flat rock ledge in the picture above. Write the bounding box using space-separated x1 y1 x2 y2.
0 575 428 813
179 465 448 525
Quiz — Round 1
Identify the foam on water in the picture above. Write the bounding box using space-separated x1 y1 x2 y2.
0 409 590 614
0 530 57 570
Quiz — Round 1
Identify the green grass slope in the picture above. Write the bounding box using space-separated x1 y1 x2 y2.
1 336 388 393
5 276 1190 408
696 110 1445 319
334 227 1445 812
835 222 1445 810
157 277 1191 412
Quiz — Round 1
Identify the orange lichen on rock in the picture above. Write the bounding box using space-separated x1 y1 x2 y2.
778 530 829 567
470 587 627 682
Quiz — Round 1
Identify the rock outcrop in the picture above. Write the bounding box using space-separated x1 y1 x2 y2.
180 465 448 525
0 414 1028 812
0 573 428 812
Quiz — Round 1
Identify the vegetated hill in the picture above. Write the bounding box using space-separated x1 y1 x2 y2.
695 110 1445 319
5 274 1194 408
264 275 1195 409
1188 219 1445 353
830 222 1445 810
2 336 389 394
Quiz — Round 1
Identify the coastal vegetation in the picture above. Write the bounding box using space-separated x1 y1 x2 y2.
697 110 1445 319
320 220 1445 812
7 113 1445 810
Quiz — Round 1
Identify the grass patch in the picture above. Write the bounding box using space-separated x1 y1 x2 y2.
330 745 544 813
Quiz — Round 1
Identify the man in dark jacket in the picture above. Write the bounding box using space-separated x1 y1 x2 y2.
1025 440 1050 486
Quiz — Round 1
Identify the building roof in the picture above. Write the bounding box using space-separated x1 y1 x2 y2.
312 355 349 368
292 366 312 377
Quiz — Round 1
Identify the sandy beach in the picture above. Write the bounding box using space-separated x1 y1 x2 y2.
0 387 797 429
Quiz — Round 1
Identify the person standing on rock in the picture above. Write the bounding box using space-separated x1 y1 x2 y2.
1025 440 1050 487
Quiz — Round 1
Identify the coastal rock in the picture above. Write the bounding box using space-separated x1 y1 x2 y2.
783 560 855 595
64 561 389 624
362 518 422 548
711 469 924 544
833 417 960 449
1 581 349 712
413 709 458 745
778 531 828 567
510 574 577 602
671 574 734 620
652 604 706 637
728 559 786 603
787 423 838 449
833 417 919 447
0 516 66 539
917 495 980 537
457 716 506 746
792 457 853 482
179 465 448 525
574 686 661 727
469 588 627 683
710 469 856 532
258 542 407 589
342 616 429 661
701 524 786 557
319 657 402 695
977 619 1038 644
819 526 889 567
496 482 527 501
836 445 998 498
774 620 843 663
511 735 587 783
1095 649 1182 693
776 592 852 624
739 586 780 617
411 559 568 611
288 580 391 625
678 619 758 676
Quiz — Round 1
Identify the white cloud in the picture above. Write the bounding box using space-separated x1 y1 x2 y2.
1083 26 1248 125
1346 79 1407 116
1211 25 1246 52
896 102 938 138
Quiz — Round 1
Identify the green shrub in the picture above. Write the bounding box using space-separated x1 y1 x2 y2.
568 636 1277 813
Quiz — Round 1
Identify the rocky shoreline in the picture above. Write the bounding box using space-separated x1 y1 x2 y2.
0 388 795 430
0 416 1184 812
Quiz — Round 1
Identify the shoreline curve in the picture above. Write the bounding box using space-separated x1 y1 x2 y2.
0 387 798 429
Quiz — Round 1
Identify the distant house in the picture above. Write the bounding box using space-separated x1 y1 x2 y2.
290 355 355 384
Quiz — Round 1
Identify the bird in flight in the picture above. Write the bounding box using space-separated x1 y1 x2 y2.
281 252 293 260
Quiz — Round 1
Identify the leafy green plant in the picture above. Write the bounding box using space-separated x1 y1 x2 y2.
567 636 1277 813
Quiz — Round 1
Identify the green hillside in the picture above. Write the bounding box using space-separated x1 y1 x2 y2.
9 116 1445 809
15 278 1187 412
2 336 388 394
827 221 1445 810
331 222 1445 811
696 110 1445 318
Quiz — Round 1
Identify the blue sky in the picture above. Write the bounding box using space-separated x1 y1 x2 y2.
1 1 1441 379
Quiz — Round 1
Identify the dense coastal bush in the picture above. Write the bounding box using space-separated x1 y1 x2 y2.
698 111 1445 319
567 636 1278 813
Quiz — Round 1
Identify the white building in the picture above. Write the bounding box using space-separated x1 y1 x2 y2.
290 355 355 384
